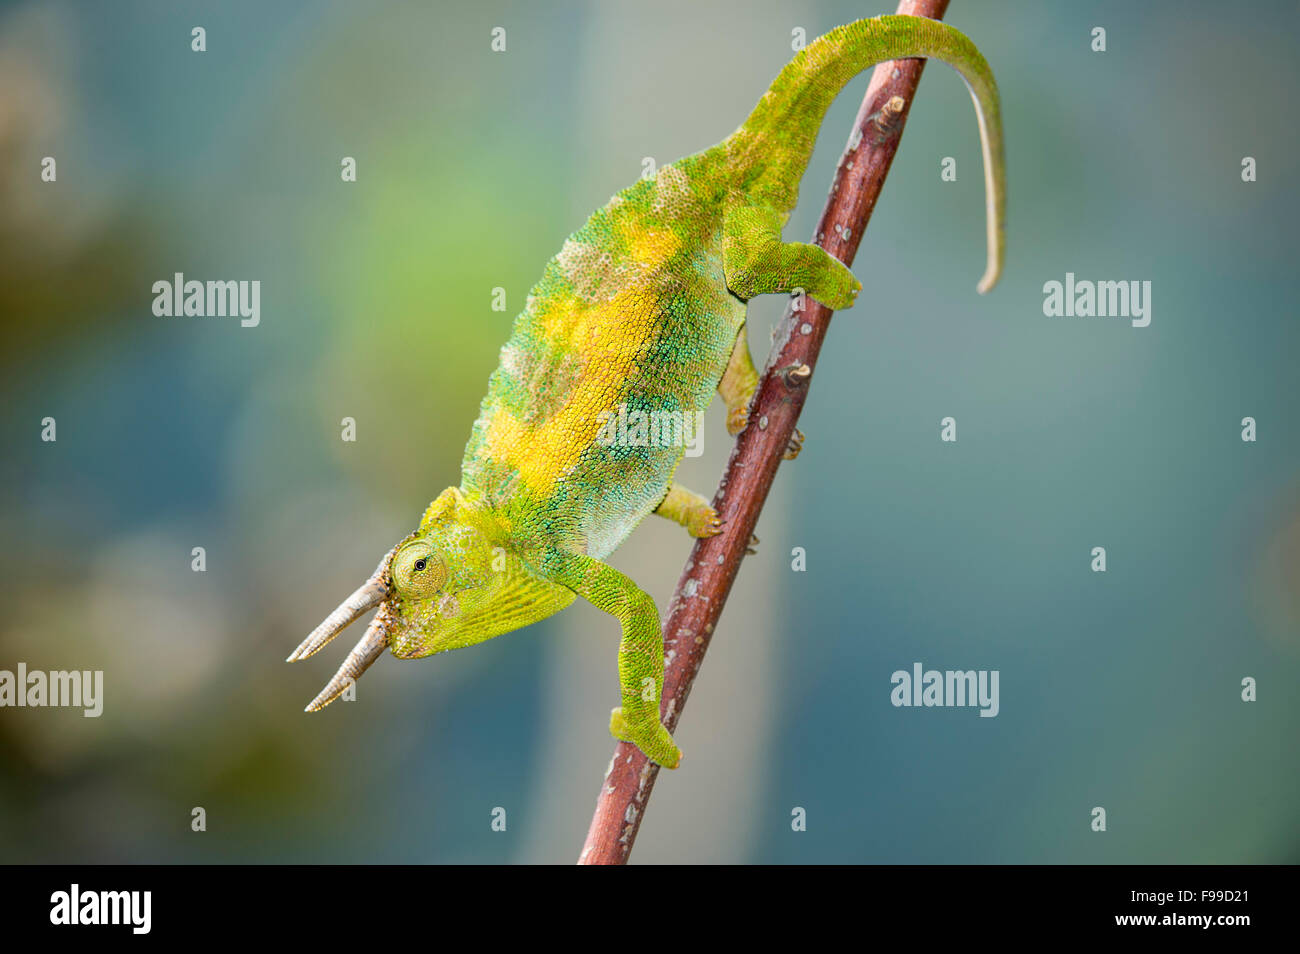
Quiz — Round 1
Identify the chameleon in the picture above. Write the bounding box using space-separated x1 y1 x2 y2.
287 14 1005 769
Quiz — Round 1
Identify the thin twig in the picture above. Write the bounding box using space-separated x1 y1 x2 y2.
577 0 951 865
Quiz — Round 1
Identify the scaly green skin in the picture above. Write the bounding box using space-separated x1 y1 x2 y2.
291 15 1007 768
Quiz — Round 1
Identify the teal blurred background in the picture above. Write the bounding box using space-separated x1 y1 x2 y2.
1 0 1297 863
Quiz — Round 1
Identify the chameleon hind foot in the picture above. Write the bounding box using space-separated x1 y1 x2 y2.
723 204 863 310
720 326 760 436
611 707 682 769
820 264 862 311
783 427 805 460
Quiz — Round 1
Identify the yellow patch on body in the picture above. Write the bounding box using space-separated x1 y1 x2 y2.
482 217 685 500
555 216 682 305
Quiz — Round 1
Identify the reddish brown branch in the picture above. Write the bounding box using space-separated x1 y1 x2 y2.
577 0 951 865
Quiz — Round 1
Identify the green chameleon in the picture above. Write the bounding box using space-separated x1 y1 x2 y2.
288 14 1005 768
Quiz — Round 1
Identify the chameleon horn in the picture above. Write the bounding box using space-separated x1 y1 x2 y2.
286 550 393 663
303 615 388 712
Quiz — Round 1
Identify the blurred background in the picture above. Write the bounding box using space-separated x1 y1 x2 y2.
1 0 1297 863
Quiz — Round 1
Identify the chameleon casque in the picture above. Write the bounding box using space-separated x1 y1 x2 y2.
288 14 1005 768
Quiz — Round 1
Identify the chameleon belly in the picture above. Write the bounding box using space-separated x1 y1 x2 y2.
461 152 744 558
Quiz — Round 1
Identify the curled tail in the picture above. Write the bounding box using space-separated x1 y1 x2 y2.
727 15 1005 293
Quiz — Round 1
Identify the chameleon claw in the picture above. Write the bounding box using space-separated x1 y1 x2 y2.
689 506 725 538
783 427 805 460
745 533 760 555
726 405 749 436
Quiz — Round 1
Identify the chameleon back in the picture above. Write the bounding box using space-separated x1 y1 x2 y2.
461 148 743 559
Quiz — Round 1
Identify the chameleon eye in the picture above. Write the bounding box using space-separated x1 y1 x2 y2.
394 541 445 598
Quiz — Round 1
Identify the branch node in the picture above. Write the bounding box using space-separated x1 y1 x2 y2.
873 95 908 136
782 363 813 388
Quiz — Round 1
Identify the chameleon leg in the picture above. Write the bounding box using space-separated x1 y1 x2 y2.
719 322 806 460
655 483 723 538
547 552 682 768
722 204 862 309
719 326 760 436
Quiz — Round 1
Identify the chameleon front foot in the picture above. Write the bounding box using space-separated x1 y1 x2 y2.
811 260 862 311
688 505 724 538
726 404 750 436
655 483 723 538
609 705 634 742
550 553 683 770
610 707 682 769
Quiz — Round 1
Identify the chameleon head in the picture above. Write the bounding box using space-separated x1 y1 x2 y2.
383 487 513 659
286 487 571 711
